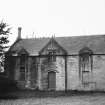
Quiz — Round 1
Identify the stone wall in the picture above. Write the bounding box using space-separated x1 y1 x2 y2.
39 56 65 91
67 55 105 91
26 57 38 89
67 55 96 91
56 56 65 91
39 57 48 90
14 56 38 89
9 54 105 91
67 56 80 90
93 55 105 90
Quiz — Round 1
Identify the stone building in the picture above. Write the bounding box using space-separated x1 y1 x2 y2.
5 27 105 91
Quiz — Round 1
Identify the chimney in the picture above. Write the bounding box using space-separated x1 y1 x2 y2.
18 27 22 39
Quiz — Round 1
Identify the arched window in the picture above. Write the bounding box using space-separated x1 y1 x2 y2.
79 47 93 86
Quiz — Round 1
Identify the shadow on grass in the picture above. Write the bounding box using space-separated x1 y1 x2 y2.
0 89 105 99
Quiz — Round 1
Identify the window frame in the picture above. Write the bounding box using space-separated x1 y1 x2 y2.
19 54 27 81
79 47 93 85
48 50 56 62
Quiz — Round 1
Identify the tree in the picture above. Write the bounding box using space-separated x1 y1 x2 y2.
0 21 11 72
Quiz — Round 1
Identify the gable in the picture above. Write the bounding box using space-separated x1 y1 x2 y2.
8 38 50 56
39 38 67 55
18 48 29 55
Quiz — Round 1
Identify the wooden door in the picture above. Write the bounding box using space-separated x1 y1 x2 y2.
48 71 56 90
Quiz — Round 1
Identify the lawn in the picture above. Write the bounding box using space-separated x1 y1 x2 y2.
0 92 105 105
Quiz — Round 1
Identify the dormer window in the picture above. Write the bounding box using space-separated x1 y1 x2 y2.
48 50 56 62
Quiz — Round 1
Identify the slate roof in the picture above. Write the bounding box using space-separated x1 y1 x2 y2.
9 35 105 55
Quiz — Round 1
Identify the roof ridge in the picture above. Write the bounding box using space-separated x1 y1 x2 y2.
56 34 105 38
21 34 105 40
22 37 57 40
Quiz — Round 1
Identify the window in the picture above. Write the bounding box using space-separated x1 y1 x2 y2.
48 51 56 62
20 54 26 67
19 54 26 80
80 54 90 72
79 47 93 85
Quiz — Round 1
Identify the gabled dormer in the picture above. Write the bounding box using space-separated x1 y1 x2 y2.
39 37 67 56
18 48 28 56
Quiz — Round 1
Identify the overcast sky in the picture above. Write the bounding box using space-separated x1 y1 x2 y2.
0 0 105 44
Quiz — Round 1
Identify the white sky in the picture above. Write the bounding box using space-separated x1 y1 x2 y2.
0 0 105 45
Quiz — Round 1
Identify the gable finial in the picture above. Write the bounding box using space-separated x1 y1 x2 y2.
51 35 53 38
54 34 55 38
32 32 34 38
51 34 55 39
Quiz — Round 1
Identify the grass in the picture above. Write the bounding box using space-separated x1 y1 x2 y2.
0 89 105 99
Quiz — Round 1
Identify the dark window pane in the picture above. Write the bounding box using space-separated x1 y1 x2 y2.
48 51 56 62
20 66 25 72
19 54 26 81
20 72 25 80
80 54 90 72
20 54 26 66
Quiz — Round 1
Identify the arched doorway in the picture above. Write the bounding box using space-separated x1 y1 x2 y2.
48 71 56 90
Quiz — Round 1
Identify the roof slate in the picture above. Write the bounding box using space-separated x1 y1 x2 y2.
9 35 105 55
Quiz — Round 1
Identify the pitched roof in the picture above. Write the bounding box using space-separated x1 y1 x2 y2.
9 35 105 55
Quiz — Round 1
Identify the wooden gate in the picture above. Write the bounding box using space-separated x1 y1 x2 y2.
48 71 56 90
